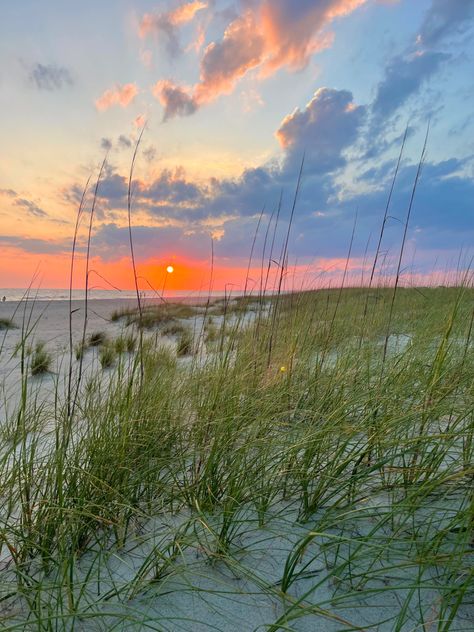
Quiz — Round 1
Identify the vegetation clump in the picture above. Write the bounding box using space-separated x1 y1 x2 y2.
113 333 134 354
0 317 16 330
99 343 116 368
30 341 52 375
88 330 108 347
111 303 199 328
176 329 194 356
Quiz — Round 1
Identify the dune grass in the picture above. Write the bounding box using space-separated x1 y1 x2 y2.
111 303 199 328
0 284 473 630
30 341 52 375
0 317 16 330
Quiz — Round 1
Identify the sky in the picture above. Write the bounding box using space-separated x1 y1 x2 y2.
1 0 473 293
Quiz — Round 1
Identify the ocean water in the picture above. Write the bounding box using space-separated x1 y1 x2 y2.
0 288 233 303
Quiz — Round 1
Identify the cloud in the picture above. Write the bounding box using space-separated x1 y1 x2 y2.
79 88 365 227
141 167 203 204
29 63 74 91
0 189 17 198
169 0 208 25
143 146 157 162
92 223 211 261
194 10 266 103
67 82 474 273
118 134 132 149
86 88 366 239
101 137 113 151
0 235 67 254
276 88 366 174
140 1 208 57
95 83 138 111
153 80 198 120
257 0 360 74
371 0 474 125
97 173 129 203
89 150 474 267
14 198 48 218
418 0 474 48
1 188 48 218
372 50 449 120
134 114 147 128
153 0 370 119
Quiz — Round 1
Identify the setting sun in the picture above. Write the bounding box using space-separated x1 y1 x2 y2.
166 265 174 274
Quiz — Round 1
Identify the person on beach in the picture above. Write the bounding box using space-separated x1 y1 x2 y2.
1 296 5 302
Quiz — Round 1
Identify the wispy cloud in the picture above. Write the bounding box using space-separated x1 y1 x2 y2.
1 188 48 218
371 0 474 125
0 189 17 198
153 80 198 120
101 137 113 151
372 50 449 120
140 1 208 57
418 0 474 47
118 134 132 149
29 63 74 91
0 235 69 254
13 198 48 218
95 83 138 111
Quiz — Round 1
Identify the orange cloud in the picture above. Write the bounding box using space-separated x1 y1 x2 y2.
194 11 265 103
186 22 206 54
140 1 207 38
95 83 138 112
169 1 208 26
156 0 371 119
258 0 359 75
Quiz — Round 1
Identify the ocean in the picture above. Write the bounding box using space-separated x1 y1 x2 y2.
0 288 233 303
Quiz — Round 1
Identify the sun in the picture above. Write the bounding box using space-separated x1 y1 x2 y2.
166 265 174 274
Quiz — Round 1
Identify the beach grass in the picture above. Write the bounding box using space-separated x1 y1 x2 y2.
0 284 473 630
0 317 16 330
30 341 52 375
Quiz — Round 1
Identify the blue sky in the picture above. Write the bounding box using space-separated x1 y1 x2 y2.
0 0 473 289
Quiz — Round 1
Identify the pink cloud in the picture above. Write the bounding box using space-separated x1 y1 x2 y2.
195 10 265 103
134 114 147 128
95 83 138 112
155 0 371 119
